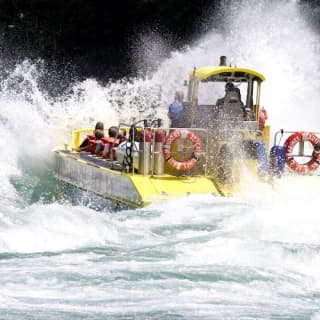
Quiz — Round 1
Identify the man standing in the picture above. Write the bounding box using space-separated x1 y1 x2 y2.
168 91 184 128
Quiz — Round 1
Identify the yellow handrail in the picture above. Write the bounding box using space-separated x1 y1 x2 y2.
72 128 94 149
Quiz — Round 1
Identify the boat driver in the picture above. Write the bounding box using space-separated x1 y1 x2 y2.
216 82 242 106
216 82 246 120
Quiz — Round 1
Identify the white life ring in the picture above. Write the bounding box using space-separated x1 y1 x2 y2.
162 129 202 171
284 131 320 173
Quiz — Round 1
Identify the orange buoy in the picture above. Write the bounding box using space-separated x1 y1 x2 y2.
284 131 320 173
163 129 202 171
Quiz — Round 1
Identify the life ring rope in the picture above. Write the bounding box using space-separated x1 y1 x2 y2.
163 129 202 171
284 131 320 173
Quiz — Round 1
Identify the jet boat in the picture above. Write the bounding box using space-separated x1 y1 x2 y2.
54 56 271 207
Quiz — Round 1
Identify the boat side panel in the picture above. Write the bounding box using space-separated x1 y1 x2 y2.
54 151 224 207
130 175 224 202
54 151 143 207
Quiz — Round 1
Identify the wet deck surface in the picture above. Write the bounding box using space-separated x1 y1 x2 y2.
60 150 123 171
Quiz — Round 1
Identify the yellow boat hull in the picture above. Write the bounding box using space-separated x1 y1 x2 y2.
54 148 225 208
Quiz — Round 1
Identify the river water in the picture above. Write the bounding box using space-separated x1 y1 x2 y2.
1 0 320 319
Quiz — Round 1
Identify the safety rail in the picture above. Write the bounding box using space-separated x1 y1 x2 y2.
273 129 320 145
72 128 97 149
71 127 209 175
273 129 320 158
70 125 268 177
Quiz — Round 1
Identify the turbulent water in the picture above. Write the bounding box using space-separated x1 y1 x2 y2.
1 0 320 319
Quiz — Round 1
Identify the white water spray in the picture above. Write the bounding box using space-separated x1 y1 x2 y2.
0 0 319 209
1 4 320 317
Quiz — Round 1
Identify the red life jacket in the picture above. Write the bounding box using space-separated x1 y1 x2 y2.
95 140 106 156
87 134 96 140
83 138 98 153
81 134 105 154
84 139 105 155
102 137 120 159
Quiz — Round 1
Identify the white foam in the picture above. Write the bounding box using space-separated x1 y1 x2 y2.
0 0 319 262
0 203 120 253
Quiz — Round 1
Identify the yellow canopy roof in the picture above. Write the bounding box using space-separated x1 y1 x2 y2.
189 66 265 82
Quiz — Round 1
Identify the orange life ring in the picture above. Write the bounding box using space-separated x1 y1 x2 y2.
284 131 320 173
163 129 202 171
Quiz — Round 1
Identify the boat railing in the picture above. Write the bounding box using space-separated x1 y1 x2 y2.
149 127 209 177
273 129 320 158
273 129 320 145
72 128 96 149
70 125 265 177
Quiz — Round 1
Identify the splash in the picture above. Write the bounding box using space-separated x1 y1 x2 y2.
0 0 319 208
0 203 120 253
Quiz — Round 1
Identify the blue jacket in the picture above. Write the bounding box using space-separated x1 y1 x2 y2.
169 101 183 120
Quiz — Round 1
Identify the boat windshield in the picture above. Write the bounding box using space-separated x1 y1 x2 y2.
197 81 247 106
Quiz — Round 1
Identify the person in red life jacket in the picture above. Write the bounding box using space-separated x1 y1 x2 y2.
102 126 120 159
74 129 105 153
73 121 104 152
258 107 268 131
117 128 127 143
92 129 106 155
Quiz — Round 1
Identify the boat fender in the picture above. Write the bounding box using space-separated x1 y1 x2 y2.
258 107 268 131
136 129 152 142
256 140 269 174
269 145 286 176
284 131 320 173
163 129 202 171
154 129 165 143
153 130 165 175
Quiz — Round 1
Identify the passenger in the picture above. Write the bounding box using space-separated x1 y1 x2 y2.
93 129 105 155
168 91 184 128
95 121 104 131
102 126 120 159
117 128 127 143
77 128 104 154
85 121 104 140
74 121 105 152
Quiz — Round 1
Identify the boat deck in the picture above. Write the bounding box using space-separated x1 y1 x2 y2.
60 150 124 171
